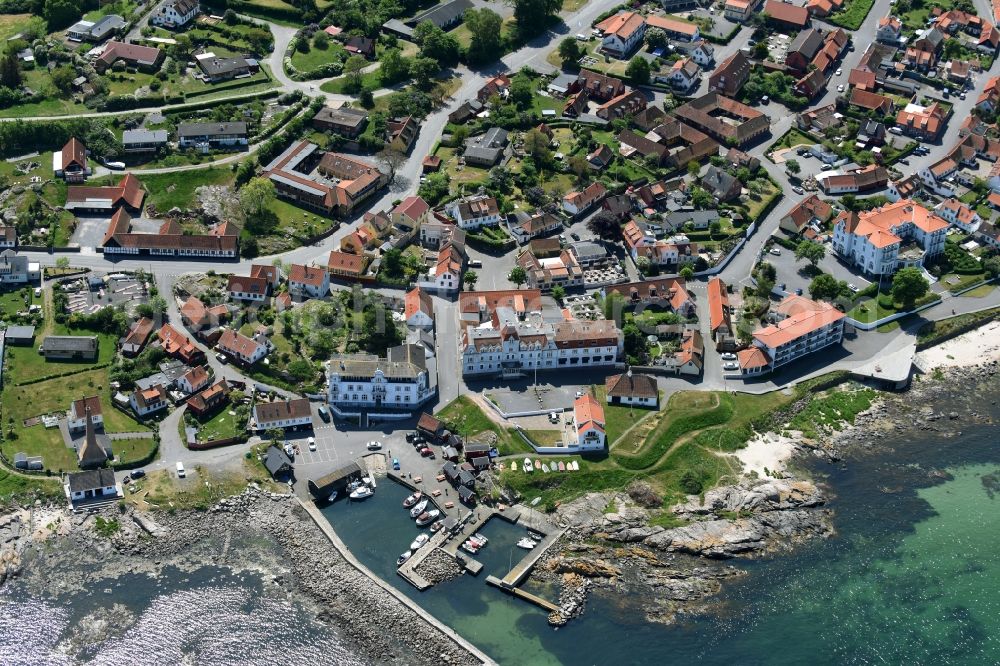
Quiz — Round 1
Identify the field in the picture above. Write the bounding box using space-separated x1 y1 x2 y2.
92 168 235 211
0 469 63 504
291 40 348 73
0 13 33 41
828 0 878 30
5 331 118 384
0 368 150 472
126 461 277 511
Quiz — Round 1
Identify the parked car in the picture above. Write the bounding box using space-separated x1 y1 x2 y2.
419 447 435 458
836 68 842 76
792 186 804 195
308 437 316 451
770 247 781 256
215 352 228 364
723 362 739 371
837 84 844 93
761 95 769 104
796 288 803 295
570 232 581 241
889 127 904 135
392 458 401 470
176 462 186 478
548 411 559 423
318 405 330 422
848 283 859 292
468 259 483 268
367 440 382 450
721 352 737 361
131 469 146 480
406 432 416 443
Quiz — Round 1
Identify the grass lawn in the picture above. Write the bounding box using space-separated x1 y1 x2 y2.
524 429 563 446
97 168 234 211
828 0 877 30
437 395 530 455
0 469 63 503
84 0 138 20
787 386 874 439
0 13 32 41
770 128 818 154
260 197 338 255
962 283 996 298
0 287 36 319
745 180 781 222
562 0 589 10
0 368 148 472
320 70 383 94
900 5 932 30
5 331 117 384
126 461 276 511
194 405 244 442
438 146 491 187
594 385 658 446
291 41 347 73
846 298 897 323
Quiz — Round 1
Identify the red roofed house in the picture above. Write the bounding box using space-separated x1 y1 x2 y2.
832 199 948 277
605 372 658 408
738 295 844 376
405 286 434 329
96 41 164 73
287 263 330 299
391 196 430 236
935 198 983 233
562 181 607 216
645 15 700 42
706 277 734 348
572 394 606 451
603 277 695 317
895 101 948 142
596 11 647 57
67 174 145 215
217 328 267 365
186 379 230 418
130 385 168 418
227 274 269 303
120 317 154 357
55 138 90 183
709 51 751 97
157 323 204 365
976 76 1000 114
763 0 810 29
327 250 368 280
780 194 833 235
177 364 212 395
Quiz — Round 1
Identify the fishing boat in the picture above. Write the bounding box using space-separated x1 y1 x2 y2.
461 541 479 555
349 485 373 500
528 530 544 541
558 461 565 472
430 520 444 533
397 551 412 566
402 491 422 508
522 458 533 473
410 534 430 551
362 476 376 489
409 499 429 518
516 538 537 550
415 509 440 526
534 460 541 470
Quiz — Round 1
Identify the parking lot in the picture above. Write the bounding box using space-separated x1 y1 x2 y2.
472 368 616 415
58 272 149 316
765 244 871 298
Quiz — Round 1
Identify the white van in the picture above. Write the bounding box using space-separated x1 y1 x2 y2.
176 462 186 478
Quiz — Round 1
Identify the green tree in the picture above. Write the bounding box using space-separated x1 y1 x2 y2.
508 0 561 37
687 160 701 178
691 186 714 209
808 273 839 301
523 128 552 165
551 284 565 302
344 55 367 91
313 31 330 49
414 21 460 66
361 303 403 353
709 220 722 238
625 56 650 85
558 37 582 66
408 56 439 90
679 265 695 280
587 210 621 241
0 49 21 89
794 239 825 267
381 248 405 279
239 177 275 221
43 0 80 30
55 256 70 269
463 270 479 290
983 255 1000 279
785 159 801 176
891 267 929 310
509 72 533 109
622 322 646 363
464 8 503 64
50 64 74 94
508 265 527 288
380 47 408 84
645 28 667 49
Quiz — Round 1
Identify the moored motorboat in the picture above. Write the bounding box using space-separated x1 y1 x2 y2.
416 509 440 526
461 541 479 555
409 499 429 518
528 530 544 541
470 533 489 547
516 538 537 550
403 491 422 508
397 550 412 566
430 520 444 532
349 485 373 500
410 534 429 551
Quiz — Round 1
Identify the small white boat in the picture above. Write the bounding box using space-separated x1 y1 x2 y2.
397 550 412 566
362 476 376 489
528 530 544 541
522 458 533 473
461 541 479 555
430 520 444 532
349 485 373 500
517 538 537 550
410 534 430 551
403 491 423 508
409 499 429 518
470 533 489 547
327 490 338 502
416 509 440 526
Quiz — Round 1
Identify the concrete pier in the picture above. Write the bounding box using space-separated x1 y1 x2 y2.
297 498 494 665
485 576 560 612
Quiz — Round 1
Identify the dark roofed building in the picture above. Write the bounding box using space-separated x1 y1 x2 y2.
605 372 659 407
4 325 35 345
65 468 118 506
177 122 249 149
406 0 473 30
196 54 253 82
701 165 742 202
264 446 293 478
312 106 368 138
343 36 376 58
123 129 168 153
40 335 98 360
309 462 364 498
463 127 509 167
458 485 476 504
417 412 447 441
464 442 490 460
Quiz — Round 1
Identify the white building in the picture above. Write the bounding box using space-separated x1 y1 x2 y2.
462 309 622 378
447 195 501 230
572 394 607 451
738 295 846 376
326 344 435 411
690 40 715 67
934 198 983 233
151 0 199 28
176 365 211 395
253 398 313 430
65 469 120 507
0 250 40 284
404 286 434 329
832 199 948 277
604 372 658 408
288 264 330 299
67 396 104 432
217 328 268 365
418 243 463 294
130 385 168 417
596 11 646 58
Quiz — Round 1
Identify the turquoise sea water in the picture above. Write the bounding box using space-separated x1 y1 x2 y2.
328 416 1000 666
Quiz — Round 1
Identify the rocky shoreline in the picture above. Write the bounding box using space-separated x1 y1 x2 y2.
0 487 481 666
530 360 1000 628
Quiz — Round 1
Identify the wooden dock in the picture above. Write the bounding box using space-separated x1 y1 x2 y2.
485 576 559 612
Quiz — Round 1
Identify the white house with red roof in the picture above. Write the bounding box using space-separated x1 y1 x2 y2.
832 199 948 277
934 198 983 233
217 328 267 365
737 295 845 376
288 264 330 299
596 11 647 58
572 394 606 451
404 286 434 329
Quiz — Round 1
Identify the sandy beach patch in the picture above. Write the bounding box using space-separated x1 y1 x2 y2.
735 433 799 479
915 320 1000 370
